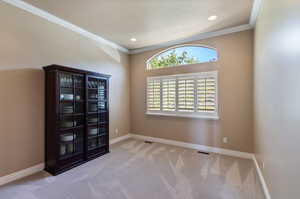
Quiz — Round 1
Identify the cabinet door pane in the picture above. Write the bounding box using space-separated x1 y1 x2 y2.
59 128 84 159
86 76 108 155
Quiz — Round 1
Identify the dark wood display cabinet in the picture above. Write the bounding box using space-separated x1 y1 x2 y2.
43 65 110 175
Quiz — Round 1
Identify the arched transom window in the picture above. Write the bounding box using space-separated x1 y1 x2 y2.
147 45 218 70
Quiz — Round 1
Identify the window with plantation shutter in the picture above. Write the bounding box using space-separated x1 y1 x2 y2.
197 77 217 112
177 78 195 112
147 71 218 119
162 78 176 111
147 79 161 111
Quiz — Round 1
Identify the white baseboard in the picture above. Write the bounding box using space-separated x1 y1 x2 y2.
1 134 269 199
0 163 45 187
109 134 131 145
0 135 130 187
130 134 253 159
252 155 272 199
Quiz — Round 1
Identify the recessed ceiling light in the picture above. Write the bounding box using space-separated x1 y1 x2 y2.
208 15 218 21
130 38 137 42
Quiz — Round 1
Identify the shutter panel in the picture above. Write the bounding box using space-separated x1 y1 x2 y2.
177 78 195 112
197 77 216 112
147 79 161 111
162 78 176 111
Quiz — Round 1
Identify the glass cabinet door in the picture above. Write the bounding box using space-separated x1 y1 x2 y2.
87 77 108 151
58 72 85 159
59 129 84 159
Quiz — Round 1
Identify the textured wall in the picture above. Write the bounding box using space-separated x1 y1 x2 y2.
0 2 130 177
254 0 300 198
130 30 254 153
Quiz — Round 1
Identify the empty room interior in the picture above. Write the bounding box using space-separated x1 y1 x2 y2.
0 0 299 198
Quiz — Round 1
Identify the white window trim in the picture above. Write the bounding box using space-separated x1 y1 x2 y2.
146 71 219 120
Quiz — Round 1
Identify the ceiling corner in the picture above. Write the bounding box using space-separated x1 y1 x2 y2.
250 0 264 26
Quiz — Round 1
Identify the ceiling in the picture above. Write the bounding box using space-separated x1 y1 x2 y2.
23 0 254 50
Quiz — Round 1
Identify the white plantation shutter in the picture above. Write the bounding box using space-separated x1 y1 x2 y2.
177 78 195 112
147 79 161 111
162 79 176 111
147 71 218 119
197 77 216 112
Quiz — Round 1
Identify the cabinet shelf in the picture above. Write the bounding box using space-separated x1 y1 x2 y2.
59 151 83 160
60 86 84 89
88 99 107 102
60 100 84 103
59 125 84 131
88 134 107 139
87 99 99 102
44 65 110 176
60 113 84 117
88 122 107 126
87 88 107 90
88 111 107 115
60 138 83 144
88 144 107 151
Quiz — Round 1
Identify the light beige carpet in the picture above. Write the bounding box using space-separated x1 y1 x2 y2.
0 139 265 199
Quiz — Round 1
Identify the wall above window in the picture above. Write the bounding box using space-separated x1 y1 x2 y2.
147 45 218 70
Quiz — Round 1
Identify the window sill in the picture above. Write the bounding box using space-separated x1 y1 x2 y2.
146 112 219 120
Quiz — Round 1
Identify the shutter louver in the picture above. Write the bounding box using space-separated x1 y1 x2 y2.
162 79 176 111
147 79 161 111
177 78 195 112
197 77 216 112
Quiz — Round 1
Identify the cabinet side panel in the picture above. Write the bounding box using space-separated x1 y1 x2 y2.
106 78 110 152
45 70 58 174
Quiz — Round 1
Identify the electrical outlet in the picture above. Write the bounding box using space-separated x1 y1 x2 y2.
115 128 119 135
222 137 228 143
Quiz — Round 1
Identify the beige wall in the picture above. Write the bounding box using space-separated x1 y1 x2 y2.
130 30 254 153
0 2 130 177
0 0 255 180
254 0 300 198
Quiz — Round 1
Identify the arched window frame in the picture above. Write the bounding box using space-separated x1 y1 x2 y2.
146 44 218 70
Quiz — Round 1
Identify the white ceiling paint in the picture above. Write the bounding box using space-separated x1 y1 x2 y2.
131 24 253 54
2 0 263 54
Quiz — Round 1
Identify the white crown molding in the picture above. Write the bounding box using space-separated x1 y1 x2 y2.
3 0 263 55
250 0 264 26
2 0 129 53
130 134 253 159
129 24 253 54
129 0 264 54
252 155 272 199
0 163 45 186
